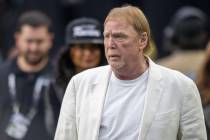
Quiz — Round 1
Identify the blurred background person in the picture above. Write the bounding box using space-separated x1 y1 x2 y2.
0 0 64 60
0 11 54 140
48 17 106 128
196 42 210 139
156 6 209 80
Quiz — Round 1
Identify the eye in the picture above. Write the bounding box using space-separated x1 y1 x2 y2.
36 39 44 45
26 39 44 45
103 33 109 40
113 33 127 40
26 39 33 44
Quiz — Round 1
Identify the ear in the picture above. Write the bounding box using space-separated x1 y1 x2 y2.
138 32 148 51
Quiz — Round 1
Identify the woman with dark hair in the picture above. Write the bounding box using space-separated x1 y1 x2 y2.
48 17 106 131
52 41 106 101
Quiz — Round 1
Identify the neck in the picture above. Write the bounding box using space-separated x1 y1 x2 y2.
113 58 148 80
75 67 85 74
17 56 48 73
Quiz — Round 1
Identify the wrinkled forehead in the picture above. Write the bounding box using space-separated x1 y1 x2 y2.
104 19 136 35
104 16 132 27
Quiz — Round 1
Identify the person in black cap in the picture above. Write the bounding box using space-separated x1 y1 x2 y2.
157 6 209 80
48 17 106 130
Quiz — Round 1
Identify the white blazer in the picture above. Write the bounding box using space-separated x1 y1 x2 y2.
54 59 207 140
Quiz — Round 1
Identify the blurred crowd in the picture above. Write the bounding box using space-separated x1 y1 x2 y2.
0 1 210 140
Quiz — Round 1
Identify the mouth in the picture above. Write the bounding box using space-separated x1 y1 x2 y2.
108 55 120 60
108 53 120 57
84 59 94 63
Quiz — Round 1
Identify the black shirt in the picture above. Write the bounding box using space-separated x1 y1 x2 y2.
0 58 53 140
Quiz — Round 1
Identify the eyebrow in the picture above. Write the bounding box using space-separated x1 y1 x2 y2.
103 31 125 36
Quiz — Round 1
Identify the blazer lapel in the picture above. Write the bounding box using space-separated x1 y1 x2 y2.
139 59 164 140
88 66 112 140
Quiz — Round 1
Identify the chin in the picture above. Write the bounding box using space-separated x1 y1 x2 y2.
25 54 46 65
109 61 125 70
26 58 42 65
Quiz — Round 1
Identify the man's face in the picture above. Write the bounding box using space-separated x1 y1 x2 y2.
104 19 143 70
15 25 53 65
70 44 101 72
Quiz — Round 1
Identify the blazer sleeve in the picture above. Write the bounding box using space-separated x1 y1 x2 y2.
54 77 78 140
178 81 207 140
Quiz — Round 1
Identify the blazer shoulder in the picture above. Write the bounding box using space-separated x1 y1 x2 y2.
156 63 194 86
72 65 110 81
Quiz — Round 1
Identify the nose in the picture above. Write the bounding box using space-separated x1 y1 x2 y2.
83 48 92 56
29 41 39 51
105 36 116 49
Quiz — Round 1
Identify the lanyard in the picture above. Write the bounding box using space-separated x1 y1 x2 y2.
8 73 49 120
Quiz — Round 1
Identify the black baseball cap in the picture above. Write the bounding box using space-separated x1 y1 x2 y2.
65 17 103 46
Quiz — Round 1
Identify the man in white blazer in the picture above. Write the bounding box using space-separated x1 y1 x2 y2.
54 5 207 140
